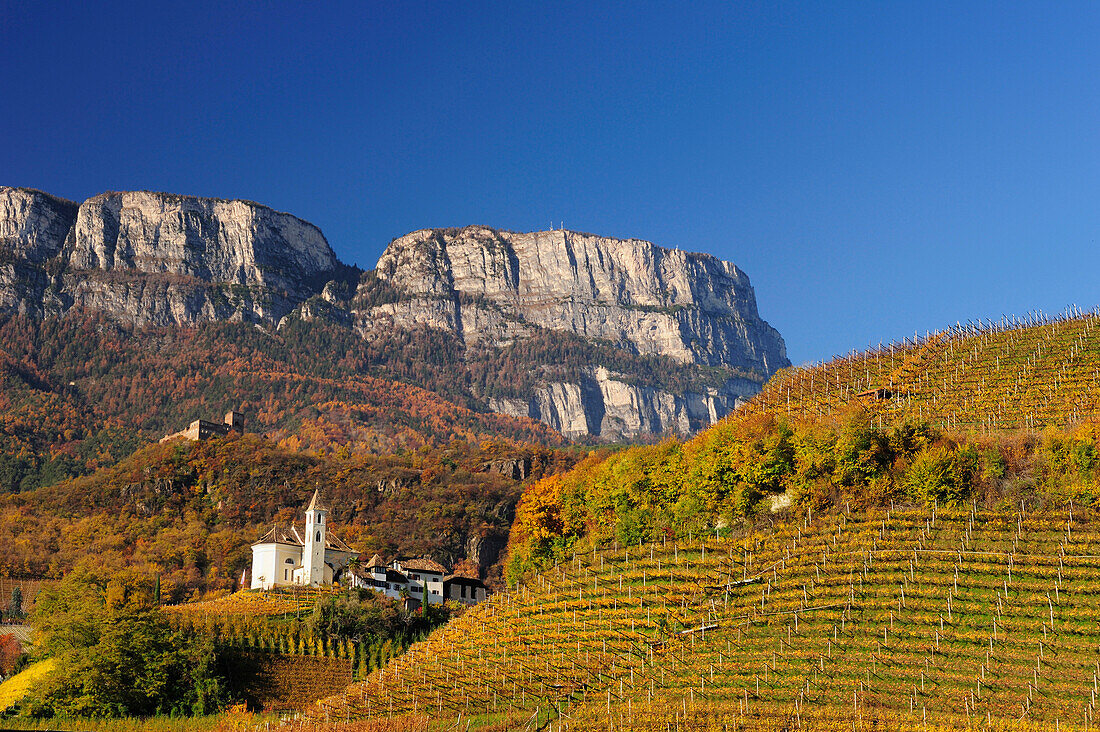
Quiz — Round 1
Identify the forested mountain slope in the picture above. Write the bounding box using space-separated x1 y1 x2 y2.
0 313 562 493
0 432 576 598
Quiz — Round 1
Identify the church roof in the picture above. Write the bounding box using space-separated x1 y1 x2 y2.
305 488 329 513
325 532 354 553
251 524 301 547
251 522 354 553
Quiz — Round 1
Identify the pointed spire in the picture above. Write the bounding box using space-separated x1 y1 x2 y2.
306 488 329 513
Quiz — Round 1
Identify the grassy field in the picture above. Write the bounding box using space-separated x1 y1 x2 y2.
748 309 1100 431
295 501 1100 730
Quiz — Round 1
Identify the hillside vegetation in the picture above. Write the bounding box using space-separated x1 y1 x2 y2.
309 502 1100 730
308 308 1100 730
0 433 575 598
502 309 1100 578
0 312 563 493
751 308 1100 431
505 411 1100 578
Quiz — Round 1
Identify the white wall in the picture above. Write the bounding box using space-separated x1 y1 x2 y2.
251 544 302 590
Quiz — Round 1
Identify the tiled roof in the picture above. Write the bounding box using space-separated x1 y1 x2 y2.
325 532 354 553
365 553 386 568
400 557 448 574
386 569 410 584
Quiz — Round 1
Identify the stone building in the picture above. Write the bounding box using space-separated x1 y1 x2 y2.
161 411 245 443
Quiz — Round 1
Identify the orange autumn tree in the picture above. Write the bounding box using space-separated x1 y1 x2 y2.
0 633 21 676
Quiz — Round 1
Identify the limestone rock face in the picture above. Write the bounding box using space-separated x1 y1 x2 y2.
488 367 758 440
0 187 341 324
366 226 789 439
0 188 78 263
1 186 791 441
373 227 785 372
0 188 79 316
67 192 337 292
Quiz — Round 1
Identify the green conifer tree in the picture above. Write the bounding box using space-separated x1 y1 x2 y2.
9 586 23 620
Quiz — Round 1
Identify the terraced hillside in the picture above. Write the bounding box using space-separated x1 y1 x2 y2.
750 308 1100 431
309 503 1100 730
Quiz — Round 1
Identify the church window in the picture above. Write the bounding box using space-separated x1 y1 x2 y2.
285 558 294 564
316 531 321 542
284 569 289 580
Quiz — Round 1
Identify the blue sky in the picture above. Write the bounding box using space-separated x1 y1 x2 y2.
3 1 1099 364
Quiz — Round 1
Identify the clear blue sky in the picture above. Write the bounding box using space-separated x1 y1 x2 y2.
3 1 1099 365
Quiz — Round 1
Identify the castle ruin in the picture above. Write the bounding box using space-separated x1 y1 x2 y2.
161 411 245 443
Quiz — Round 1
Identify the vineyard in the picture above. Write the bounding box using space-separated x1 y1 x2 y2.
166 587 331 621
301 502 1100 730
221 650 354 711
0 577 53 614
168 588 402 676
747 307 1100 431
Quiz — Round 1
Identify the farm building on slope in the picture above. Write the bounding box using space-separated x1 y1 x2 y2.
349 554 489 608
249 489 356 590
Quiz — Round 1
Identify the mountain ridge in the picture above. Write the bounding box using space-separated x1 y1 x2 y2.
0 186 789 441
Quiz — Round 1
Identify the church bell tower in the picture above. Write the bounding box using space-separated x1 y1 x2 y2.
303 489 328 585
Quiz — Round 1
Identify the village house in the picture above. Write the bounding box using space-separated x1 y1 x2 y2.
161 411 245 443
247 489 489 605
348 554 488 609
442 574 489 606
249 489 356 590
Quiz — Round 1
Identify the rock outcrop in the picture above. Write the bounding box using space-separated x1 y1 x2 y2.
487 367 765 440
362 226 789 439
0 188 79 315
0 187 341 324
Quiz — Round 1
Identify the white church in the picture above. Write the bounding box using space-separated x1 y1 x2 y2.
249 489 356 590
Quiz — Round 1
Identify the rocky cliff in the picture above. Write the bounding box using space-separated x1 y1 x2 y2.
360 226 789 439
1 187 789 441
0 188 79 315
0 187 342 324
